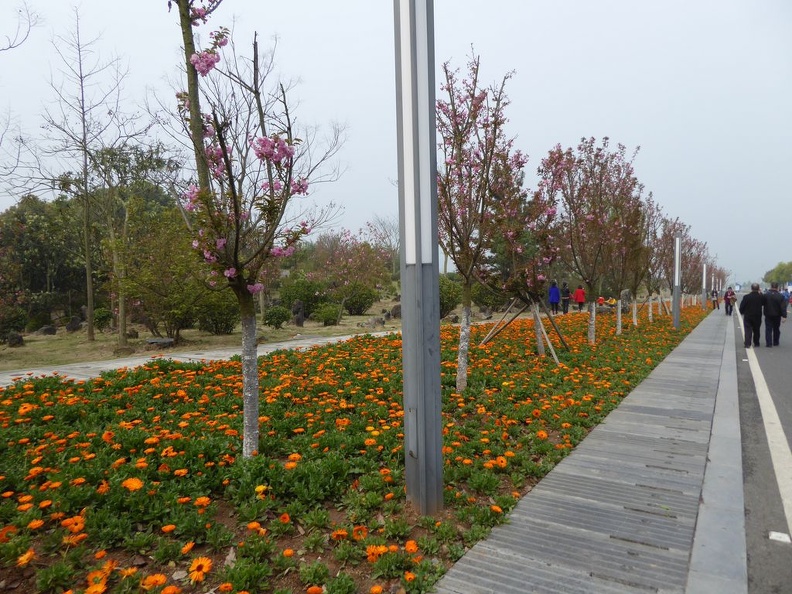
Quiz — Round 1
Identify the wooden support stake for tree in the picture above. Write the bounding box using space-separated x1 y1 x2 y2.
478 299 529 346
532 303 545 356
535 299 571 351
536 305 560 365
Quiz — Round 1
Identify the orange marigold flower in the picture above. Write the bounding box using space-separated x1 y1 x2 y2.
352 525 368 540
173 469 189 477
287 453 302 462
27 518 44 530
118 567 138 579
38 499 52 509
247 521 262 531
121 477 144 492
162 586 182 594
370 587 384 594
161 524 176 534
189 556 212 583
404 571 416 582
331 528 348 541
490 505 503 514
283 548 294 557
279 513 290 524
0 526 18 543
307 586 323 594
535 430 548 441
94 550 107 560
181 541 194 555
404 540 418 554
63 532 89 546
141 573 167 590
284 461 298 470
218 584 234 593
86 569 107 586
194 496 211 507
96 481 110 495
177 496 191 504
16 547 35 567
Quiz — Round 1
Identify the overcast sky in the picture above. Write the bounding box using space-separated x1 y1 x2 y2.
1 0 790 284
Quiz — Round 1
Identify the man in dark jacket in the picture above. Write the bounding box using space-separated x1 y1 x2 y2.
764 281 788 347
739 283 765 348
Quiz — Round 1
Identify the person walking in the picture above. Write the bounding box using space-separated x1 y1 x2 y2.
723 286 736 316
548 281 561 315
710 288 720 310
572 285 586 312
739 283 765 348
764 281 788 347
560 281 571 314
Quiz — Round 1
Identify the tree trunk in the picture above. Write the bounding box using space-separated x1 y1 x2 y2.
455 282 472 392
649 294 654 323
82 194 95 341
235 288 260 458
533 304 545 356
176 0 212 192
616 299 622 335
587 301 596 345
108 226 128 348
632 298 638 326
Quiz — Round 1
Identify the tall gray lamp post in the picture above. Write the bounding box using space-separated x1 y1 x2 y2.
673 233 681 329
393 0 443 515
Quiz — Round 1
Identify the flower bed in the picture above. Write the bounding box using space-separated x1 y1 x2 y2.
0 307 706 594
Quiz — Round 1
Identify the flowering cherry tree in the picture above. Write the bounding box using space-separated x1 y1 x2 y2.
170 0 342 457
539 137 644 342
437 55 556 391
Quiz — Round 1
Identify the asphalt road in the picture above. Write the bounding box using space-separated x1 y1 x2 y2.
734 312 792 594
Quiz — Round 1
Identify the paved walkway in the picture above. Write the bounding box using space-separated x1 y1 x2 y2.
435 311 745 593
0 333 373 386
1 315 744 593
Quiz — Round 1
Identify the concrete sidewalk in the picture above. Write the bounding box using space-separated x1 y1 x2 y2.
434 311 745 593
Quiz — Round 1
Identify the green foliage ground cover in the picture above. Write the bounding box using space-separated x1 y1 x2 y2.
0 307 706 593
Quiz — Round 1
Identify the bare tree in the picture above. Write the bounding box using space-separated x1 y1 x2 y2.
1 2 39 52
367 214 400 277
16 9 150 341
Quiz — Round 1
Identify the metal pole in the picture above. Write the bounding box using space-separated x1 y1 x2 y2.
673 234 681 329
394 0 443 515
702 264 707 310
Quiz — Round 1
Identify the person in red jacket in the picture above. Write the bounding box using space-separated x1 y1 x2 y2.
572 285 586 311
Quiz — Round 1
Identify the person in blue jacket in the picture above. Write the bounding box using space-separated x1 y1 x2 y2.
548 280 561 315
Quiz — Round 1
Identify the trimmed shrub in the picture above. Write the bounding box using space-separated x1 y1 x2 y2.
263 306 291 329
339 284 380 316
93 308 113 332
311 303 342 326
438 275 462 319
471 283 509 312
279 277 328 318
196 291 240 335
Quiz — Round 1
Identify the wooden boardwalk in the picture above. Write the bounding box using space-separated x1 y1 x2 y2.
434 312 746 593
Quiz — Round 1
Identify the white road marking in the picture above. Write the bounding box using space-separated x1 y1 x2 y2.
737 310 792 536
768 531 792 544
